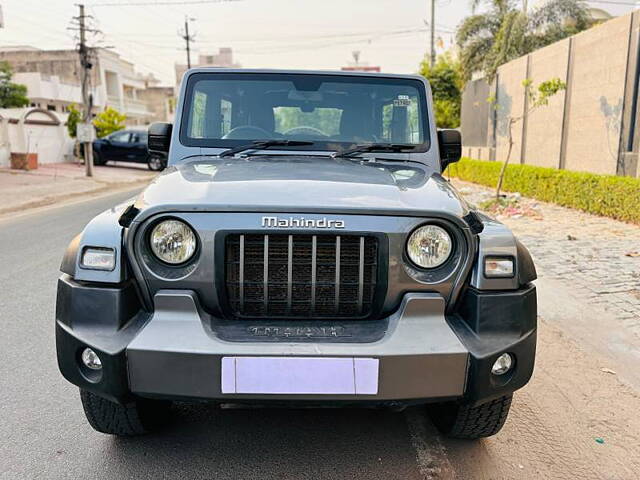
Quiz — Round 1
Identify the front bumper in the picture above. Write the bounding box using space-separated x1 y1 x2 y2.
56 275 536 406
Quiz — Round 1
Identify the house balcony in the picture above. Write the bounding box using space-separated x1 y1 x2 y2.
105 95 152 118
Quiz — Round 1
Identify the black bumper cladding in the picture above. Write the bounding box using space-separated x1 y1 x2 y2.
55 275 536 406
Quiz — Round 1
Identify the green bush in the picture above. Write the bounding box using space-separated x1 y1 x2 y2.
446 158 640 224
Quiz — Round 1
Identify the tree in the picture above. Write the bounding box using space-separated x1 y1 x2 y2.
419 53 463 128
489 77 566 199
67 104 81 138
457 0 591 82
0 61 29 108
92 107 126 138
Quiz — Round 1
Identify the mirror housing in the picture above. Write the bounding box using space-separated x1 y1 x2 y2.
148 122 172 154
437 129 462 171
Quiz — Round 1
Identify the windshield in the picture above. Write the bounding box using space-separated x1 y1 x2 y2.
180 72 430 151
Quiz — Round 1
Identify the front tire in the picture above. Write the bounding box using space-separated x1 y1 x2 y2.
80 389 170 436
93 151 107 166
427 394 512 439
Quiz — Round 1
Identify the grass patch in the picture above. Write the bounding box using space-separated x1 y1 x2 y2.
445 158 640 224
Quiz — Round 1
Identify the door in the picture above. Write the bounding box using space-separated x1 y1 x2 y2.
103 131 132 161
130 132 149 163
24 124 63 164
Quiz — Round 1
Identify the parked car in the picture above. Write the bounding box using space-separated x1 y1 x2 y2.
92 129 166 171
57 69 537 439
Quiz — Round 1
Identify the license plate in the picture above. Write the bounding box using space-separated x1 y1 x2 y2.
221 356 379 395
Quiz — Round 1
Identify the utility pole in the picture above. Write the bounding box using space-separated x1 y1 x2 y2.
523 0 528 13
77 4 94 177
181 16 195 69
430 0 436 67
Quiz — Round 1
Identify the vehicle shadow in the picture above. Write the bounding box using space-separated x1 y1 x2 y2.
103 404 426 480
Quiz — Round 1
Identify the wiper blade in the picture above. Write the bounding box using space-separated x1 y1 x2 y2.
332 143 417 158
219 140 314 158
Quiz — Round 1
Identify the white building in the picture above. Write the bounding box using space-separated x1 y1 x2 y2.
175 48 241 89
0 46 172 126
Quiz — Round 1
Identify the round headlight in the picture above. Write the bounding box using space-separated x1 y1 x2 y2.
406 224 453 269
150 219 197 265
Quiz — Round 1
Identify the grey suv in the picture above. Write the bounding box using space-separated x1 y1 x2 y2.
56 69 537 438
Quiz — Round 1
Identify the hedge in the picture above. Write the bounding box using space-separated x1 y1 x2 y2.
445 158 640 224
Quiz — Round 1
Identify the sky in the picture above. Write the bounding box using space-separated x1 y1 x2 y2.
1 0 638 86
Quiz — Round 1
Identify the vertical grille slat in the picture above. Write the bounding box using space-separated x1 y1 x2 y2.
263 235 269 312
311 235 317 314
225 233 378 319
335 236 341 313
239 234 245 313
357 236 365 314
287 234 293 314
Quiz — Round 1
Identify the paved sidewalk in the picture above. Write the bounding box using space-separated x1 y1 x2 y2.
0 162 155 216
453 179 640 338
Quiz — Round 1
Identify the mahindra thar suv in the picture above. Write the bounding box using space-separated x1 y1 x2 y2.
56 69 537 438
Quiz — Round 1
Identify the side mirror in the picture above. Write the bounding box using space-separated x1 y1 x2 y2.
437 129 462 171
148 122 172 154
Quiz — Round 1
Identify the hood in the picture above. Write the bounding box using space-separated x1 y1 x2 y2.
134 156 470 219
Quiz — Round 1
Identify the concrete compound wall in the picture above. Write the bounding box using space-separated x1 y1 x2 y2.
460 10 640 178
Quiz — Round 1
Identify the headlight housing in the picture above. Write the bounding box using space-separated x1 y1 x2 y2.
406 224 453 269
150 219 197 265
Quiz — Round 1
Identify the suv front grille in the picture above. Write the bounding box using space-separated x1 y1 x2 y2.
225 234 378 318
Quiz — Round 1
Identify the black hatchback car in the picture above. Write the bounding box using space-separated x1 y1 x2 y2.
92 129 166 171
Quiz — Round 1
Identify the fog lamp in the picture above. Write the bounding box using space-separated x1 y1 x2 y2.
491 353 513 376
484 257 514 278
81 348 102 370
81 247 116 271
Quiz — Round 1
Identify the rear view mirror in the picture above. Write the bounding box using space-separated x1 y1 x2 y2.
148 122 173 154
437 129 462 171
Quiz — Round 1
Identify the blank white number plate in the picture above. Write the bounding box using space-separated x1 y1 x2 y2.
221 356 379 395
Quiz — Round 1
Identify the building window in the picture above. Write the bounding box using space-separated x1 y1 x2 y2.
47 105 57 112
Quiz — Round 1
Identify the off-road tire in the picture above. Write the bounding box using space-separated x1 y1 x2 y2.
80 389 170 436
427 394 512 439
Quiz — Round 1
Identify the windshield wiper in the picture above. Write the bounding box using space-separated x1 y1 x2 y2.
332 143 417 158
219 140 314 158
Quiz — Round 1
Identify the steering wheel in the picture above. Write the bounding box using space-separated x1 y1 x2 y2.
283 126 328 138
222 125 272 140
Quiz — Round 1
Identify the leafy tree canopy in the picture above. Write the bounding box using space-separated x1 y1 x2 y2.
419 53 463 128
92 107 126 138
0 61 30 108
457 0 591 82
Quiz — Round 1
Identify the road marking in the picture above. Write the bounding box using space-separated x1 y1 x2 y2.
404 408 455 480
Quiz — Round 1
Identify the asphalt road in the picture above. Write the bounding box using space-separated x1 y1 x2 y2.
0 190 452 480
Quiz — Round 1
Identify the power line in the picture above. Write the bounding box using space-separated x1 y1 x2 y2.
91 0 239 6
586 0 640 5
